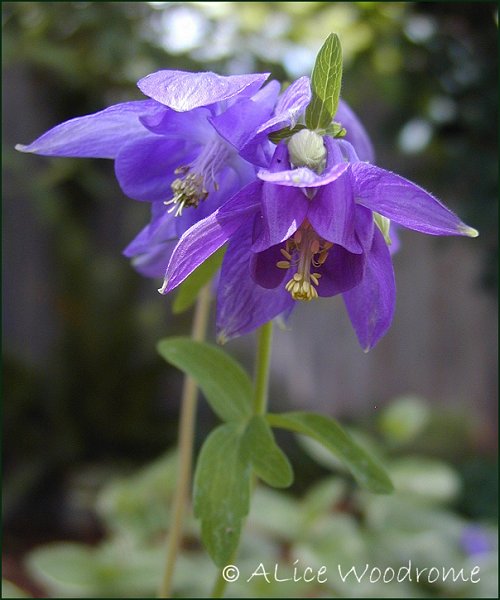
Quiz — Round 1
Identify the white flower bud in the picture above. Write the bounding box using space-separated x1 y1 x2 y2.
288 129 326 173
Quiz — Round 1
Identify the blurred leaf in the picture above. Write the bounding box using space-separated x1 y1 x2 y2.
242 415 293 488
1 580 31 598
389 456 461 503
157 337 252 422
26 541 163 597
267 412 394 494
193 422 251 566
305 33 343 130
172 247 224 314
379 395 430 445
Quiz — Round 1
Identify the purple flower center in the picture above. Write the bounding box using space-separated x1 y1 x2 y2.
277 221 333 301
165 135 232 216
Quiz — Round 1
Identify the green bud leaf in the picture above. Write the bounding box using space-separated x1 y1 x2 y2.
242 415 294 488
172 247 225 314
193 423 251 566
266 411 394 494
268 124 307 144
156 337 252 422
305 33 343 130
324 121 347 138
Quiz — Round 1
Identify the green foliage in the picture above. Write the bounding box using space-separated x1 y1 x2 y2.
24 434 498 598
193 423 251 567
172 248 225 314
242 416 294 488
305 33 343 130
267 412 394 494
157 337 252 422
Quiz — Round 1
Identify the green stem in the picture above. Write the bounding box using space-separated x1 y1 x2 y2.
210 321 274 599
158 284 212 598
252 321 274 415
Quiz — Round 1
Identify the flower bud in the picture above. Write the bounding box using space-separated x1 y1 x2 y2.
288 129 326 173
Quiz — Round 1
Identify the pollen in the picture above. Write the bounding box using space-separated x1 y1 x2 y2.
277 222 333 302
165 170 208 217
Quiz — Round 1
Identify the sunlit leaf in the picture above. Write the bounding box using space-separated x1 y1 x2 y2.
305 33 343 130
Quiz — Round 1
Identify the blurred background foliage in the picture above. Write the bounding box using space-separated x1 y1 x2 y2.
2 2 498 596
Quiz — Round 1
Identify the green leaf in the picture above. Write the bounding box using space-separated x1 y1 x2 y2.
157 337 252 422
267 412 394 494
172 247 225 314
193 423 251 566
242 415 293 488
268 123 306 144
305 33 343 130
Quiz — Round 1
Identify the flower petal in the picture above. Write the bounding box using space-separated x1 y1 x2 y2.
238 76 311 166
317 245 365 297
16 100 162 158
216 221 295 342
209 82 280 156
251 244 288 289
137 70 269 112
115 137 196 202
130 239 177 279
140 106 211 144
258 162 349 188
343 227 396 351
335 99 375 163
123 201 177 258
160 181 262 293
351 163 479 237
252 144 308 251
308 171 362 253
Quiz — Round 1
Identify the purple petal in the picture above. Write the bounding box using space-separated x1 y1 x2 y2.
130 239 177 278
16 100 162 158
354 204 375 252
238 76 311 166
343 227 396 352
335 99 375 163
258 161 349 188
251 245 288 289
252 144 308 251
317 245 365 297
161 181 262 293
216 220 295 342
308 171 362 253
140 106 211 144
351 163 479 237
115 137 196 202
124 202 177 257
209 82 280 154
137 70 269 112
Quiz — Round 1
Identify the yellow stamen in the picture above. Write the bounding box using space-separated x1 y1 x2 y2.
276 222 333 301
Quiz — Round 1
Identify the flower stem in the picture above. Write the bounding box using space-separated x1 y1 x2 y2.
210 321 274 598
158 284 212 598
252 320 274 415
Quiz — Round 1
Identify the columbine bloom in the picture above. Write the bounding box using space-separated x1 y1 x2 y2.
16 70 279 277
160 126 478 351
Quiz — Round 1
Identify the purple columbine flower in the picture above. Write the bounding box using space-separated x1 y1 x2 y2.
160 126 478 351
16 70 280 277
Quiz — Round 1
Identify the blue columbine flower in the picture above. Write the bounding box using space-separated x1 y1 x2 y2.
16 70 280 277
160 124 478 351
